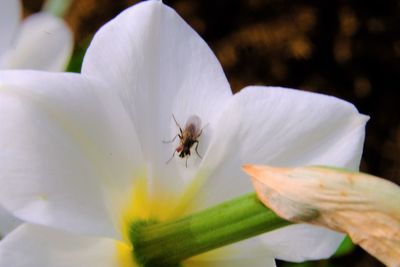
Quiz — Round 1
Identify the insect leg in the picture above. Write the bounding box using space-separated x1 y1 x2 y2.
166 150 176 164
172 114 183 134
194 140 202 159
163 114 184 143
162 134 179 143
197 123 209 137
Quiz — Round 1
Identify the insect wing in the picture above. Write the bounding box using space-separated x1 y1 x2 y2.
185 115 202 135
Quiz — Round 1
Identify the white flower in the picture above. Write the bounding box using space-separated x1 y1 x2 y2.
0 1 368 266
0 0 73 70
0 0 73 237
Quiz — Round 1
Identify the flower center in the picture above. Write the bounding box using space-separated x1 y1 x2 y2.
116 177 184 267
114 175 289 267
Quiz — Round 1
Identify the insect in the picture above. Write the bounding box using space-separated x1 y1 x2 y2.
163 114 204 167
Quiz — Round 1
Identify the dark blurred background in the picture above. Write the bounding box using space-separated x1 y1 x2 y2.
23 0 399 266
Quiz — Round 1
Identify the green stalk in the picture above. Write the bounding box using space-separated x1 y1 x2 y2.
43 0 73 17
130 193 291 267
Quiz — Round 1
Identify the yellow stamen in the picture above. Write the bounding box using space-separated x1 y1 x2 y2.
116 171 210 266
116 242 137 267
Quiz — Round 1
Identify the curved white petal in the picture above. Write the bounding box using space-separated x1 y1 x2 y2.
1 12 73 71
82 0 232 204
195 86 368 208
0 224 126 267
189 86 367 260
188 236 276 264
187 237 275 266
187 256 276 267
258 224 345 262
0 70 144 238
0 0 21 55
0 205 21 237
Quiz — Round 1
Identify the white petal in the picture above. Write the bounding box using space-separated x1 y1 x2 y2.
1 12 73 71
0 0 21 56
189 86 367 260
187 256 276 267
82 1 231 203
0 70 143 238
0 204 22 237
0 224 127 267
194 86 368 208
188 236 276 264
258 224 345 262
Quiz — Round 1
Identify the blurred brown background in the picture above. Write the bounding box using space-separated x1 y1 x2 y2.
23 0 399 266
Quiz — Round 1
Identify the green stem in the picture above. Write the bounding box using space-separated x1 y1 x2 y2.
43 0 73 17
130 193 291 267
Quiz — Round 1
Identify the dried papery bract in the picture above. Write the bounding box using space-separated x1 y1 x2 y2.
243 164 400 267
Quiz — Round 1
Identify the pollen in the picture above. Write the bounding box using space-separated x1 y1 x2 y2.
116 176 185 266
116 241 137 267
